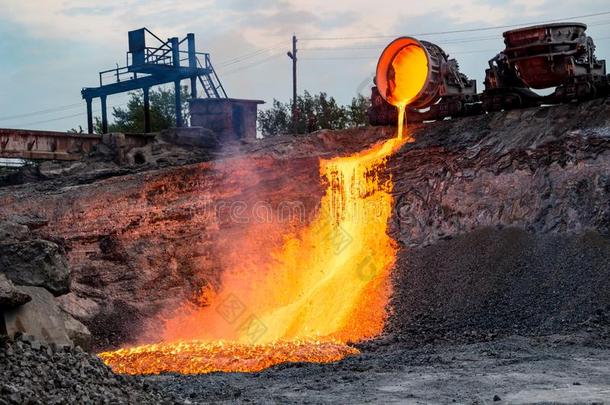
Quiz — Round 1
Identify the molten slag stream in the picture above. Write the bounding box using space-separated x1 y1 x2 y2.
99 136 406 375
99 45 424 375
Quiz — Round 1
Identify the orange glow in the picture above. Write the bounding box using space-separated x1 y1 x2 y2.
376 38 429 140
98 340 359 375
390 45 428 141
387 44 429 108
99 134 406 375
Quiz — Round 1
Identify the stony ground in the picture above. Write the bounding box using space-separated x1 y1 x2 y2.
3 329 610 404
147 331 610 404
0 334 178 404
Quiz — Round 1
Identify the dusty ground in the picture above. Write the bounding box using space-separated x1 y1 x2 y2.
147 331 610 404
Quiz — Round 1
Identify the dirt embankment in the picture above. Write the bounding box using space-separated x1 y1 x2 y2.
385 98 610 343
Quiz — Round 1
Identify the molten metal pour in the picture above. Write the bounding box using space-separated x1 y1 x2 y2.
381 40 428 140
99 38 430 375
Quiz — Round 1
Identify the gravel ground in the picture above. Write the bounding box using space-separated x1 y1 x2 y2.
0 334 179 405
147 331 610 404
3 330 609 404
387 228 610 346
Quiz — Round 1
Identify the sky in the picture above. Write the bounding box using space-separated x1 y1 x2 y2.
0 0 609 132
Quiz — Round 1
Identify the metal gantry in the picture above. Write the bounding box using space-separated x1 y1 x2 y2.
81 28 227 134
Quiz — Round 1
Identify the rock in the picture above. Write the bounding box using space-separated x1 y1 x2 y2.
0 220 29 242
160 127 219 149
62 313 92 352
5 214 48 230
0 239 70 295
2 286 72 346
38 161 88 178
0 273 31 308
56 293 101 321
0 335 180 404
100 132 128 164
493 394 502 401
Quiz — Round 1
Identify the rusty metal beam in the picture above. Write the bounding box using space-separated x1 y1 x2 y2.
0 129 101 161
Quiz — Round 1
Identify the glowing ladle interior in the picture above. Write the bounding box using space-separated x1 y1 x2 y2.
387 44 428 140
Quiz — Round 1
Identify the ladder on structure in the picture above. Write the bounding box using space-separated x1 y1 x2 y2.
197 56 227 99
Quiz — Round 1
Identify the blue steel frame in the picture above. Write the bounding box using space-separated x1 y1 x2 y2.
81 28 227 134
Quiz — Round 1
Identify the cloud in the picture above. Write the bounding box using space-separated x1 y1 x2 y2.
0 0 551 45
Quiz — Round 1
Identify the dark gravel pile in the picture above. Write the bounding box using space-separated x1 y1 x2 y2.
0 334 181 405
387 227 610 345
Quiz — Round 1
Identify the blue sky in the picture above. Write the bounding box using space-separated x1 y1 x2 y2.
0 0 609 132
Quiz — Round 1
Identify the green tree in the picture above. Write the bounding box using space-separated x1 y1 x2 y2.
93 86 191 134
258 91 371 137
347 94 371 128
257 99 291 136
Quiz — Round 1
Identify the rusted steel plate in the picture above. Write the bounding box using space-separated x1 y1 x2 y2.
0 129 101 161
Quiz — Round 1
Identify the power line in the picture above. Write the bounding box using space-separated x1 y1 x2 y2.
301 34 501 51
301 56 375 60
299 28 610 60
300 11 610 41
14 111 90 127
222 53 284 76
0 103 83 122
300 48 501 61
14 101 130 128
299 35 610 61
2 44 286 125
216 40 285 67
217 47 279 67
299 21 609 52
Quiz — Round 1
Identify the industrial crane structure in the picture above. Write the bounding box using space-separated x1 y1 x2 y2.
81 28 227 134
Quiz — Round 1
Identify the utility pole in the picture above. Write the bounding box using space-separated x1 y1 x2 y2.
287 34 297 134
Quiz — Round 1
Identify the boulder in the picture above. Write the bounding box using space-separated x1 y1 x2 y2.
160 126 219 148
0 219 29 242
5 214 48 230
2 286 72 346
0 239 70 295
56 292 101 321
0 273 31 307
62 312 92 351
38 161 88 178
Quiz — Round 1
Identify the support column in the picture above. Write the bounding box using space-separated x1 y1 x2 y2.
143 87 151 133
86 98 93 134
101 95 108 134
175 80 183 128
171 37 183 127
187 33 198 99
190 78 197 99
